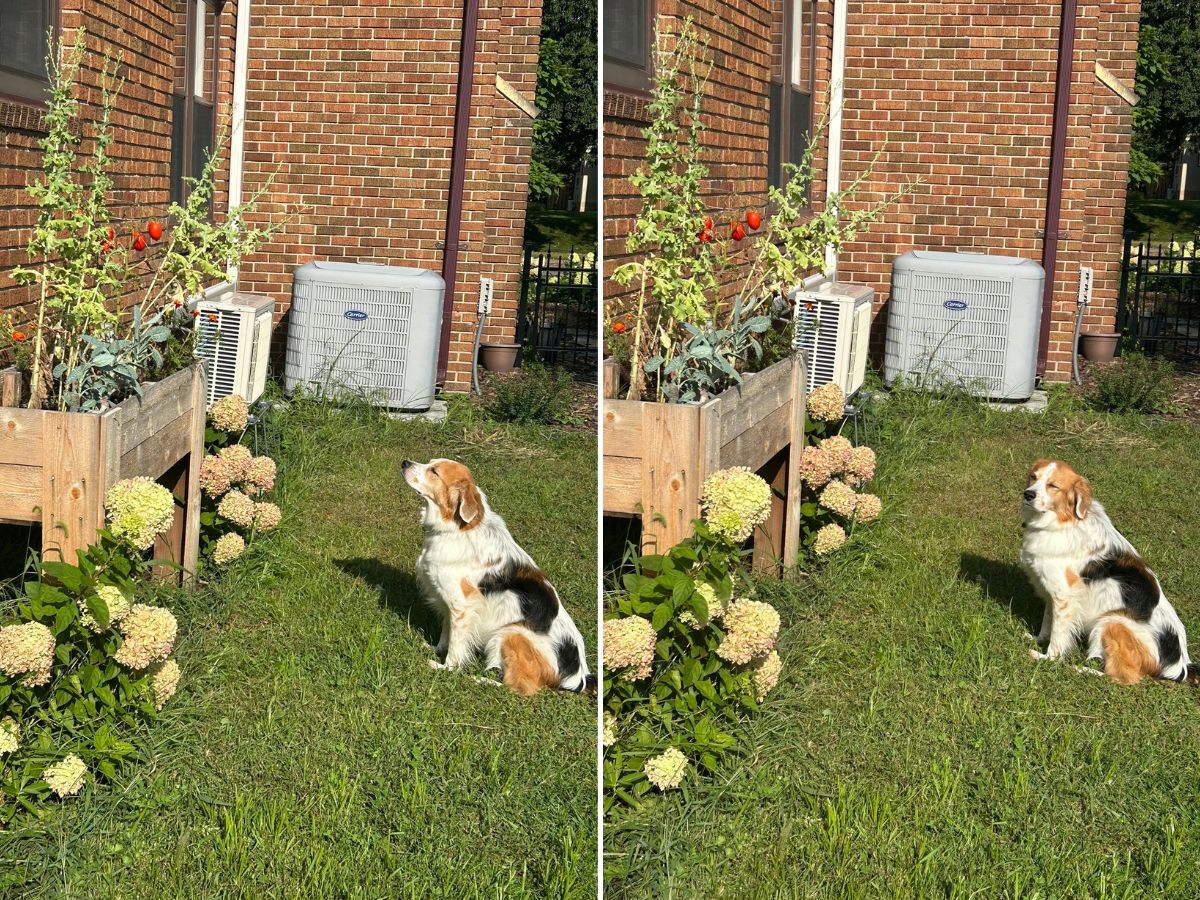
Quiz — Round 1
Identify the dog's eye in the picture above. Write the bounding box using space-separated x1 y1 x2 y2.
1047 484 1059 492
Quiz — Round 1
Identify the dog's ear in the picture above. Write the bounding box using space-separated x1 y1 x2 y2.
1072 476 1093 520
455 481 482 526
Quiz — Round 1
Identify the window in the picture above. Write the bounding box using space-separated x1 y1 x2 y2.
768 0 816 191
604 0 652 91
0 0 56 104
170 0 222 205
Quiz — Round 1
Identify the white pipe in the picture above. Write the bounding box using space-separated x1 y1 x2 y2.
824 0 848 278
1180 160 1189 202
226 0 252 285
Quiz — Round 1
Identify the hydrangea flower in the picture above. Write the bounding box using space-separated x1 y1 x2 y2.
717 598 780 665
212 532 246 566
243 456 277 496
847 445 876 482
808 383 846 422
217 490 256 528
818 435 854 471
797 446 836 488
253 502 282 532
115 604 177 670
603 712 617 748
105 477 175 550
220 444 253 479
148 658 180 711
79 584 131 632
701 467 772 544
695 582 724 620
813 522 847 555
0 718 19 756
751 650 783 702
644 747 687 791
209 394 249 433
43 754 86 798
819 480 858 518
199 453 235 498
603 616 657 681
0 621 55 687
854 493 882 524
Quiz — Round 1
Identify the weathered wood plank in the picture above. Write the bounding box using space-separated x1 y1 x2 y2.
603 357 622 400
41 413 103 564
0 367 22 407
181 363 206 580
118 411 193 481
0 408 46 465
783 352 807 568
602 399 644 459
111 365 198 456
152 457 188 579
751 449 788 574
714 356 796 448
0 463 42 521
602 455 641 514
639 403 700 555
718 400 793 473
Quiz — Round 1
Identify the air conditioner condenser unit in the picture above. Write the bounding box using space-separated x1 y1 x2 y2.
194 291 275 406
791 281 875 396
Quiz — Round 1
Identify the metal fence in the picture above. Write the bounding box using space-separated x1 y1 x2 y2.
516 242 598 378
1118 233 1200 368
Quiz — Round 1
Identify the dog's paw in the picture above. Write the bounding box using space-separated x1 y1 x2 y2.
428 659 448 671
1073 664 1105 678
1029 648 1050 661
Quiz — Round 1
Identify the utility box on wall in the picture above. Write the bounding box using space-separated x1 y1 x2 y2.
285 262 445 411
884 250 1045 401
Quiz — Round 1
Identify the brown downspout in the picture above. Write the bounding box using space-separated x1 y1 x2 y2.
437 0 481 385
1037 0 1079 377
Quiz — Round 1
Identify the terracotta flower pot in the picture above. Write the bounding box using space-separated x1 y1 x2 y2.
1079 332 1120 363
478 342 521 373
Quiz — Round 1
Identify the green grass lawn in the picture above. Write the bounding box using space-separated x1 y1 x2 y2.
605 388 1200 899
0 397 597 899
525 206 597 254
1125 196 1200 242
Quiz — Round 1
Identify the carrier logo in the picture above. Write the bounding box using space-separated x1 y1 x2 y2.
943 299 968 311
344 310 368 321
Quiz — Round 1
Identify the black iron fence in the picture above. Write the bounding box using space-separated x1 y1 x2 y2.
1118 233 1200 368
516 242 598 378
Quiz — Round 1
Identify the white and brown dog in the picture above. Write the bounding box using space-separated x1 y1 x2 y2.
402 457 593 695
1019 458 1199 685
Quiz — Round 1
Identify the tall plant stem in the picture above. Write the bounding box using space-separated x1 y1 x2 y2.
626 265 649 401
27 277 49 409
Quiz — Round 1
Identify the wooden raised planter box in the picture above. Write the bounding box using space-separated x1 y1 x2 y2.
603 352 808 571
0 363 207 578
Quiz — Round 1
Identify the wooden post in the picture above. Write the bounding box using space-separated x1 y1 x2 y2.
602 357 621 400
639 403 700 555
752 448 789 574
181 363 206 580
0 368 22 408
41 413 104 564
782 353 807 567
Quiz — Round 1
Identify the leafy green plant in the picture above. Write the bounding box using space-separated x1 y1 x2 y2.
1085 353 1177 414
484 364 576 424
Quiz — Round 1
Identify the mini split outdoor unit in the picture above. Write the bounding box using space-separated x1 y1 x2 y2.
791 281 876 397
193 291 275 406
284 261 445 411
884 250 1045 401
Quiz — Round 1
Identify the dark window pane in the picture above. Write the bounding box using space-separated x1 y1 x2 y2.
0 0 50 79
789 89 810 168
170 93 186 204
768 81 782 190
191 98 214 185
604 0 646 67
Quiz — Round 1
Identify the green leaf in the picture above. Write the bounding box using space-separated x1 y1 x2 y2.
650 603 672 632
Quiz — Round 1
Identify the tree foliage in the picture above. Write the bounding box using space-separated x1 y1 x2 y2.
1130 0 1200 189
529 0 596 202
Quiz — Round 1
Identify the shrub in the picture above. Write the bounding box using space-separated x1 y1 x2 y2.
604 469 783 813
484 364 576 425
1085 353 1176 414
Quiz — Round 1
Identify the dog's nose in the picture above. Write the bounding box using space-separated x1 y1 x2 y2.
401 460 413 470
1023 489 1036 501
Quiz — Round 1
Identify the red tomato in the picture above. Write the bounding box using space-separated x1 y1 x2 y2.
732 223 746 241
613 322 626 333
704 216 713 231
699 230 713 243
132 233 147 252
746 210 762 230
100 240 113 254
148 220 163 241
106 226 115 242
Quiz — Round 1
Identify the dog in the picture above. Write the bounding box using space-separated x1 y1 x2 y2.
402 457 593 695
1019 458 1199 685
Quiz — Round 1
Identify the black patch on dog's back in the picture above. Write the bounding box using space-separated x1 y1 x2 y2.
479 563 560 633
555 637 581 678
1081 553 1160 621
1158 628 1183 669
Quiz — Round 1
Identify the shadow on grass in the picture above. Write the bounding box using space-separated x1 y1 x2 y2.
959 553 1042 635
334 557 441 645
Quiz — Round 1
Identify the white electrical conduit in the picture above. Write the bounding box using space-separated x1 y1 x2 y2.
823 0 848 278
226 0 252 286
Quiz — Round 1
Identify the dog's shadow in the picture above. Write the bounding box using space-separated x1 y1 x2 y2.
334 557 441 646
959 553 1042 635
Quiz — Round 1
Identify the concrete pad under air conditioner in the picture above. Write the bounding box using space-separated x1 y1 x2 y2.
986 390 1048 413
386 400 448 423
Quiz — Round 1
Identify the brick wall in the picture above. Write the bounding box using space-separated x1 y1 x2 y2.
236 0 542 390
0 0 541 394
604 1 1140 384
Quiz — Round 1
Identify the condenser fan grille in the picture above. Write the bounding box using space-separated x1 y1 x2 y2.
905 274 1012 392
305 285 413 397
196 309 243 405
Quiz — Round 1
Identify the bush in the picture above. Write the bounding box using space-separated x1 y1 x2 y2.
1086 353 1176 414
484 364 576 425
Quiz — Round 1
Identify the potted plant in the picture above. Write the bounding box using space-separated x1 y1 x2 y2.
1079 331 1121 362
0 33 287 571
478 342 522 373
603 20 906 566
